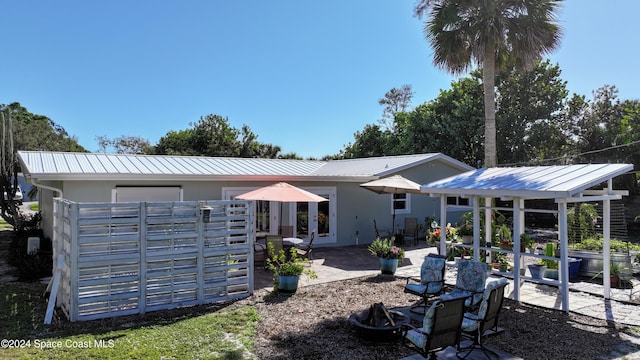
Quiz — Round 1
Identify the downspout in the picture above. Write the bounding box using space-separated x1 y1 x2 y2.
28 177 63 198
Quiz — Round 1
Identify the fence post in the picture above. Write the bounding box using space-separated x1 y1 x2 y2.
139 202 147 315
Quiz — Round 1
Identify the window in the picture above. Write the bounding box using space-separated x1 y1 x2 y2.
447 196 469 206
392 193 410 214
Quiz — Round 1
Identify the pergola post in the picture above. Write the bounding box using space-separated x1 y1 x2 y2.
558 201 569 312
512 198 522 302
439 195 447 256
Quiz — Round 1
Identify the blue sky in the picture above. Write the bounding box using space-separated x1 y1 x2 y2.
2 1 639 159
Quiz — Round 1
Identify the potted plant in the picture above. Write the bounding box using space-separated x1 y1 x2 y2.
368 237 405 275
520 233 536 253
528 263 547 279
267 242 317 295
495 224 512 250
457 221 474 244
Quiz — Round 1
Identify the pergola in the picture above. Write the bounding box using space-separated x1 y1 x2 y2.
420 164 633 312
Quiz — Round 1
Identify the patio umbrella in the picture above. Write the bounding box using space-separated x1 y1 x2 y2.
236 182 327 203
236 182 327 235
360 175 423 234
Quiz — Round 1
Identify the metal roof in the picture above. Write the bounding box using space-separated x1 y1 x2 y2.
17 151 472 182
420 164 634 199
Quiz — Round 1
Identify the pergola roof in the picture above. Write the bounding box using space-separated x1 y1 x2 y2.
420 164 633 199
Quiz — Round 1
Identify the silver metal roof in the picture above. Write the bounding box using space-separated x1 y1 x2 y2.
17 151 472 182
420 164 634 199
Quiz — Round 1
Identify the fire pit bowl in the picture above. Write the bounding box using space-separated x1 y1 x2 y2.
349 308 410 341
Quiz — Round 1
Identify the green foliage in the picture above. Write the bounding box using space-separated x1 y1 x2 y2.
0 280 260 359
567 203 599 243
569 236 640 252
520 233 535 249
367 237 405 260
266 242 317 278
3 102 87 152
457 220 474 236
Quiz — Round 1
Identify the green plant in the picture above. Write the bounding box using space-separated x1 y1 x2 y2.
539 242 558 269
457 221 474 236
495 224 511 241
569 236 640 252
368 237 405 260
520 233 535 249
567 203 598 243
266 242 317 278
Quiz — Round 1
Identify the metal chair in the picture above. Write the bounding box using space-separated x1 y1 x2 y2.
278 226 293 238
296 230 315 262
440 259 487 310
401 296 467 360
404 254 446 314
457 278 509 359
403 217 418 245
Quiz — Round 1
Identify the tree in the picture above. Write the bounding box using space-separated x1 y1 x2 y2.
96 135 153 154
0 106 21 228
415 0 562 167
378 85 414 130
495 60 569 165
5 102 87 153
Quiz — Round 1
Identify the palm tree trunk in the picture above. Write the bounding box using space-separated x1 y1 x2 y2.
482 41 497 168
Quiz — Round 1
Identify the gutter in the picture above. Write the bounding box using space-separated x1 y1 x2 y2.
27 177 63 198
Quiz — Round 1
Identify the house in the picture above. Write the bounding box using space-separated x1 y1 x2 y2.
17 151 474 246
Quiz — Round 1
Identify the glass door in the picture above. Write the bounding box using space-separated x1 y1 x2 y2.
292 187 336 244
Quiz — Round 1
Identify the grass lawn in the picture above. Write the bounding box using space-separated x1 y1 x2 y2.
0 282 259 359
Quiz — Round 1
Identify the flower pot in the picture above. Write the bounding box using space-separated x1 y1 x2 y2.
528 264 546 280
277 275 300 295
379 258 399 275
568 257 582 279
544 269 558 280
462 235 473 244
611 275 620 288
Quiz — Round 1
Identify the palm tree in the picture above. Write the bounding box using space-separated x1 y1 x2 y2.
415 0 562 167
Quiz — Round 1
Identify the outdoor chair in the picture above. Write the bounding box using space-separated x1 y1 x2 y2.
278 226 293 238
265 235 284 258
404 254 446 314
401 296 467 360
403 217 418 245
296 230 315 262
457 278 509 359
440 259 487 311
253 241 267 269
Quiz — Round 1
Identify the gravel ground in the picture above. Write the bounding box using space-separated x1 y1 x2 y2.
238 275 640 360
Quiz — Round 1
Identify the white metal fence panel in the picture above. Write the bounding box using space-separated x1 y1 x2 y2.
52 199 253 322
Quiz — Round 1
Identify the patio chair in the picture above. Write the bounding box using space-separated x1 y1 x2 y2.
401 296 467 360
296 230 315 262
457 278 509 359
404 254 446 314
440 259 487 311
265 235 284 258
253 242 267 269
403 217 418 245
278 226 293 238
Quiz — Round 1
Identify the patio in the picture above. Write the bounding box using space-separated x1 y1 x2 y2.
255 242 640 327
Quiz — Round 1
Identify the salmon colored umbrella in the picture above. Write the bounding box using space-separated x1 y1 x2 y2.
236 182 327 203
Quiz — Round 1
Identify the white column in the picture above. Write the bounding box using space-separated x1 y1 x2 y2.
603 198 611 298
512 198 521 302
558 201 569 312
440 195 447 256
473 196 480 258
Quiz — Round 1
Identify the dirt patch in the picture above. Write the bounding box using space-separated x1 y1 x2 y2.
239 275 640 360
